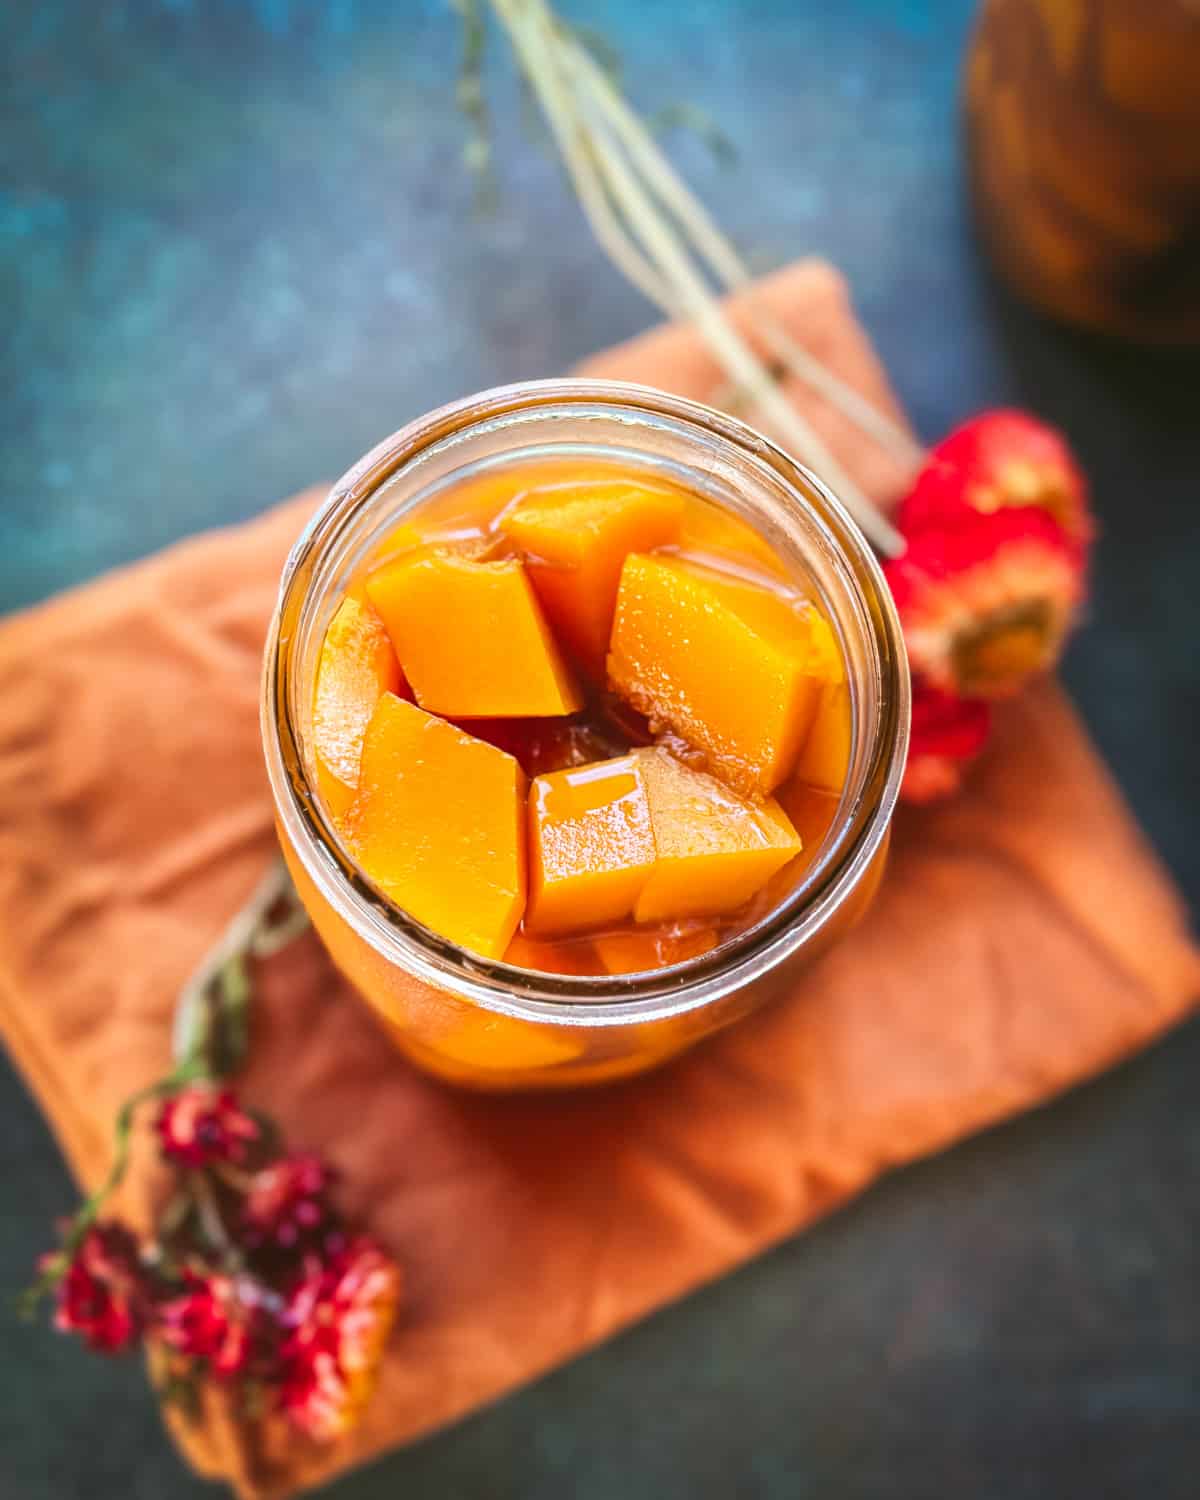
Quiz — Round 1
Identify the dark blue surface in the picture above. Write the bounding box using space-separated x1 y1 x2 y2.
2 2 1198 1497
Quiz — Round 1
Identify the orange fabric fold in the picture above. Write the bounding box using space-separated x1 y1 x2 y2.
0 261 1195 1499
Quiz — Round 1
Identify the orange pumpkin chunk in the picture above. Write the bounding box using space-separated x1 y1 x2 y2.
678 496 788 578
526 754 657 937
632 748 801 922
430 1014 583 1073
347 694 526 959
792 677 852 794
501 482 683 675
608 553 841 797
775 778 841 855
594 925 718 975
366 550 581 718
312 595 405 819
503 932 597 975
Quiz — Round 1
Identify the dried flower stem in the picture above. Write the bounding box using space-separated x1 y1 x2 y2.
24 859 310 1318
563 38 923 469
486 0 907 557
172 857 307 1071
492 0 672 309
188 1171 244 1271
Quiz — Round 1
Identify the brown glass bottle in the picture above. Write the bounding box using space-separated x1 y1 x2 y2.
965 0 1200 344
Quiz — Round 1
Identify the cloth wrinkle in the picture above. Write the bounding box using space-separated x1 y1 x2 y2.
129 807 275 900
151 591 270 688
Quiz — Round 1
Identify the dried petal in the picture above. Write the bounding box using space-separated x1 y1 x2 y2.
278 1238 401 1441
45 1222 148 1353
155 1085 260 1169
898 409 1093 551
156 1272 266 1379
901 685 991 805
885 509 1084 699
241 1152 336 1253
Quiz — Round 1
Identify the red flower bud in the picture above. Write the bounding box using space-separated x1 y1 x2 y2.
902 684 991 805
155 1085 259 1169
278 1237 401 1441
156 1271 262 1378
44 1222 148 1354
241 1152 335 1253
898 409 1093 552
885 508 1084 700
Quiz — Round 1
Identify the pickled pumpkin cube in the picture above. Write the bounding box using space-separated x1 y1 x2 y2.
593 925 718 975
678 497 788 578
792 677 852 794
347 694 526 959
503 932 598 975
501 482 683 675
633 748 801 922
775 777 841 856
428 1014 583 1074
312 594 406 818
366 549 581 718
608 553 841 798
526 754 657 937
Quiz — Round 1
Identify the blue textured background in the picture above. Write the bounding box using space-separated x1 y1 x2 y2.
2 2 1198 1497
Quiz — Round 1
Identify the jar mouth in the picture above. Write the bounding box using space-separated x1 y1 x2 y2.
262 379 909 1028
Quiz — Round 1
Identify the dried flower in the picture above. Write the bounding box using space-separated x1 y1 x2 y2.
28 859 398 1446
897 409 1093 552
902 684 992 805
44 1222 149 1353
279 1238 401 1441
242 1152 336 1253
155 1085 259 1169
885 509 1084 700
156 1271 266 1379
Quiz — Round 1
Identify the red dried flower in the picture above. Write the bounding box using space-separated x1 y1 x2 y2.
155 1085 259 1169
155 1272 266 1379
902 684 991 805
242 1152 335 1252
279 1237 401 1441
885 508 1084 699
897 409 1093 551
45 1222 148 1353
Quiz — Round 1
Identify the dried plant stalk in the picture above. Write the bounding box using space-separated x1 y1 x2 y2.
486 0 908 556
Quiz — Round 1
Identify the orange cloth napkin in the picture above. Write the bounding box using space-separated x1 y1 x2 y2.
0 262 1196 1500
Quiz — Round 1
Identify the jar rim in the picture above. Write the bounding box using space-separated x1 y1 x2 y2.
261 378 909 1028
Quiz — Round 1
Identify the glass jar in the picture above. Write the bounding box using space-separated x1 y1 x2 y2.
262 380 909 1091
965 0 1200 344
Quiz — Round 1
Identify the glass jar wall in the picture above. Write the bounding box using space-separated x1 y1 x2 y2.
262 381 909 1090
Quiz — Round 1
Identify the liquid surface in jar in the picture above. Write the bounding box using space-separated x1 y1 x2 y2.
310 459 849 975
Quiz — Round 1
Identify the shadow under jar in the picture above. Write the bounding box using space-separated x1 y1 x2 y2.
262 381 909 1091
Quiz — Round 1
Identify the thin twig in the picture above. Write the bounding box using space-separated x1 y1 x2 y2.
565 38 923 467
488 0 906 557
189 1172 244 1272
172 859 303 1066
491 0 674 311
